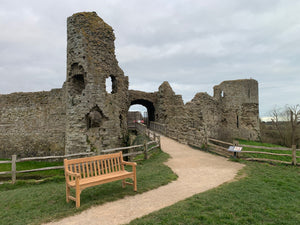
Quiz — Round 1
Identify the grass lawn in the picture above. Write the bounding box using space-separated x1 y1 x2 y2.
128 140 300 225
0 148 177 225
0 160 64 182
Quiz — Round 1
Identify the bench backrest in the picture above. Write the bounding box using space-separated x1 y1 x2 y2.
64 152 124 179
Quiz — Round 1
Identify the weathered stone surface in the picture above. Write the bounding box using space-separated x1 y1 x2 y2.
0 12 260 158
65 12 129 154
0 89 66 157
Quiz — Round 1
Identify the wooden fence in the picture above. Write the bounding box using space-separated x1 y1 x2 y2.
207 138 235 157
237 142 299 165
208 138 300 165
0 136 160 184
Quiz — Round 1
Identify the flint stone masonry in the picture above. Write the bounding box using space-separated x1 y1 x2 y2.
0 12 260 158
0 89 66 158
65 12 129 154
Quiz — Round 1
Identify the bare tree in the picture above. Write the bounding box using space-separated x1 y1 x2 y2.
270 105 300 147
289 105 300 145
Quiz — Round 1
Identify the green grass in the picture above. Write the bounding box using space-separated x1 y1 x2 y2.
0 149 177 225
0 160 64 182
237 139 300 164
128 162 300 225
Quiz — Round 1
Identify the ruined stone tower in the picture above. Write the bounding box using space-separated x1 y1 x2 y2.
213 79 259 140
65 12 129 154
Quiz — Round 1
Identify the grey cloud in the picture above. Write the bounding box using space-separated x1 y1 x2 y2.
0 0 300 117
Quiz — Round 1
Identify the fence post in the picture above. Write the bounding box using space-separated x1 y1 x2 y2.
154 132 156 142
158 135 161 149
11 155 17 184
143 141 148 160
292 145 297 165
129 147 134 162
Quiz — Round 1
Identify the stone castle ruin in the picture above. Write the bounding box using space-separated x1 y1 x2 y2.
0 12 260 158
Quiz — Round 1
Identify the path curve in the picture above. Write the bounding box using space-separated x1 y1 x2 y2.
46 136 244 225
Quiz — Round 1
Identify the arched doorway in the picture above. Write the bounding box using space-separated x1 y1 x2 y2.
129 99 155 127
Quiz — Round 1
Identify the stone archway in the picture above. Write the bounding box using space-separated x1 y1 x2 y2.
130 99 155 126
128 90 157 127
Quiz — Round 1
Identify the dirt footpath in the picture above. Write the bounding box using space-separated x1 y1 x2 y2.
46 136 244 225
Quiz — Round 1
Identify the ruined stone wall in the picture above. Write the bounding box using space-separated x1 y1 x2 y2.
213 79 260 141
184 92 222 143
0 12 260 158
0 89 66 158
65 12 129 154
155 82 185 125
147 79 260 145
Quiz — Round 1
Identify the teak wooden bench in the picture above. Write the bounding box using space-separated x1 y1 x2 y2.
64 152 137 208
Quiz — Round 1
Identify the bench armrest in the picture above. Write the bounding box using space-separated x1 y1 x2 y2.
65 169 81 178
122 161 137 167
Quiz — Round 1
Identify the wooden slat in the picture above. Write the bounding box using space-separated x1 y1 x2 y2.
147 145 159 152
15 166 63 173
209 142 228 150
82 163 86 178
123 152 144 157
210 147 232 157
86 162 90 178
240 151 291 157
97 160 100 175
66 152 121 164
107 159 111 173
117 157 121 171
102 145 143 153
243 157 291 164
113 158 117 172
0 171 12 175
240 144 291 151
100 160 104 175
208 138 232 146
18 152 94 162
104 159 108 174
110 158 115 172
0 160 12 164
78 163 82 178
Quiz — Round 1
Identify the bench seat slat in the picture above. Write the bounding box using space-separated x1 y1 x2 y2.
68 171 134 189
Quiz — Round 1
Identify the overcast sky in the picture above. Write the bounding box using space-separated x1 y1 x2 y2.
1 0 300 118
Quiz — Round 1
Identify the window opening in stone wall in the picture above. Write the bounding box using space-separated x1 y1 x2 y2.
69 63 85 96
86 106 108 129
236 115 239 128
71 75 85 95
106 75 117 94
221 91 225 98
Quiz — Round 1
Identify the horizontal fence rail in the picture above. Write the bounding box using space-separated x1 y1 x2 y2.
0 135 161 184
207 138 235 158
238 142 299 165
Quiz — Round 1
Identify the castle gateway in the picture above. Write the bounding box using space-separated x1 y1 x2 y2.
0 12 259 158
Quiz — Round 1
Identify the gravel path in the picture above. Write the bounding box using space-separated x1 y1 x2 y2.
46 136 244 225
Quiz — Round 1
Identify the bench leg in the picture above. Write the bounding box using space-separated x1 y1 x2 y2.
133 168 137 192
76 186 81 208
133 175 137 192
122 179 126 188
66 184 70 203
